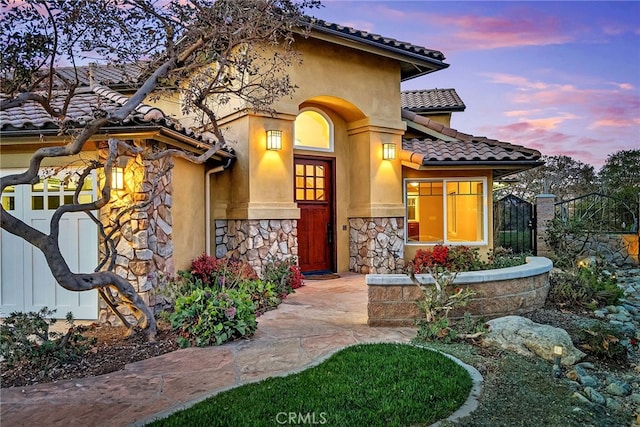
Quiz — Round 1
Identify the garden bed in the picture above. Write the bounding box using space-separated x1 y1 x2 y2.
367 256 553 326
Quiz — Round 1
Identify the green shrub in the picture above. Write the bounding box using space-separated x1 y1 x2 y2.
0 307 94 371
240 279 282 315
262 256 303 296
577 323 628 362
169 287 257 348
163 254 304 347
416 317 454 343
486 247 529 269
548 265 623 310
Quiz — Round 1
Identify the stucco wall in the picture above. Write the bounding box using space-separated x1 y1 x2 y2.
208 36 409 272
172 157 206 271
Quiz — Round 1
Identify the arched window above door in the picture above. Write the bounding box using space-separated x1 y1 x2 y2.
294 108 334 152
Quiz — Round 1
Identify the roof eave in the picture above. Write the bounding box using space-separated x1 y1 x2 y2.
0 125 235 160
307 24 449 79
402 159 544 178
406 106 467 114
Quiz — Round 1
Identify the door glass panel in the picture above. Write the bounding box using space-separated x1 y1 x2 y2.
48 196 60 209
295 161 329 202
47 178 61 191
2 196 15 210
32 196 44 210
1 185 15 211
64 195 75 205
32 180 44 192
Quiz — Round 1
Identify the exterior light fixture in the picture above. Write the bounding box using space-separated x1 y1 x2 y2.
382 143 396 160
111 167 124 190
552 345 563 378
266 130 283 151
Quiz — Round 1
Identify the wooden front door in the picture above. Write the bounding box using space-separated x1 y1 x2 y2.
294 157 335 273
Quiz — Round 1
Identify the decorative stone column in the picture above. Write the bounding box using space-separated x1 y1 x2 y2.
99 143 175 324
349 217 405 274
535 194 556 258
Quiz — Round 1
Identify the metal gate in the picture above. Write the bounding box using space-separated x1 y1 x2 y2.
554 192 638 233
493 194 536 254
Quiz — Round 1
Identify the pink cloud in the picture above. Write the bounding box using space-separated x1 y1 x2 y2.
609 82 635 90
483 73 549 90
423 9 572 51
523 113 580 130
479 121 634 169
590 117 640 128
505 110 537 117
486 74 640 132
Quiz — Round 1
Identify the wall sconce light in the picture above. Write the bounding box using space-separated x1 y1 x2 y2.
266 130 283 151
552 345 563 378
111 167 124 190
382 143 396 160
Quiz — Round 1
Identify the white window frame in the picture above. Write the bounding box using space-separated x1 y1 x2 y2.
403 177 489 246
293 107 334 153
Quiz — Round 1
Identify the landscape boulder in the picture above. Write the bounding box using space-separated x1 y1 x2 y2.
482 316 586 365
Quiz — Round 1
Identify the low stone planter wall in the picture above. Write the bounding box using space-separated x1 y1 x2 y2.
367 257 553 327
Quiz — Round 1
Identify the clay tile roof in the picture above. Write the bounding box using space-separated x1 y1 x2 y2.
0 86 234 157
310 19 446 60
53 63 145 89
400 109 542 177
401 89 466 112
307 18 448 79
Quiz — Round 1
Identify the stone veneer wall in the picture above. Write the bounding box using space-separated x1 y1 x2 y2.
349 217 405 274
367 257 553 327
99 146 174 324
565 234 638 266
215 219 298 275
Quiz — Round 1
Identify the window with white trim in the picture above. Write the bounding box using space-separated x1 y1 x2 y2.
405 178 487 245
294 108 334 152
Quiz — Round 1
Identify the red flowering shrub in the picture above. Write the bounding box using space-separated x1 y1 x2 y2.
412 245 451 273
263 257 304 296
412 245 518 274
289 264 304 290
191 254 222 285
190 254 258 289
432 244 449 266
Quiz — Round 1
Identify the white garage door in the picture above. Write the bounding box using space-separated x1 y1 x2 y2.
1 170 99 320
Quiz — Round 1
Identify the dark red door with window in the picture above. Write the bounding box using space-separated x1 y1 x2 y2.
295 157 335 273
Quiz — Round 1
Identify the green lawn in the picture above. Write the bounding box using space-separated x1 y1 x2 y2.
148 343 472 427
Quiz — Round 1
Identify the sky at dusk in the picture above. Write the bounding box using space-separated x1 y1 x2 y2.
311 1 640 170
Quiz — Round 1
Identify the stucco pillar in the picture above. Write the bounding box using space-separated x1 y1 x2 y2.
535 194 556 257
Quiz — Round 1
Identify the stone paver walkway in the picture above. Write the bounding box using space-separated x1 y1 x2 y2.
0 274 416 426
